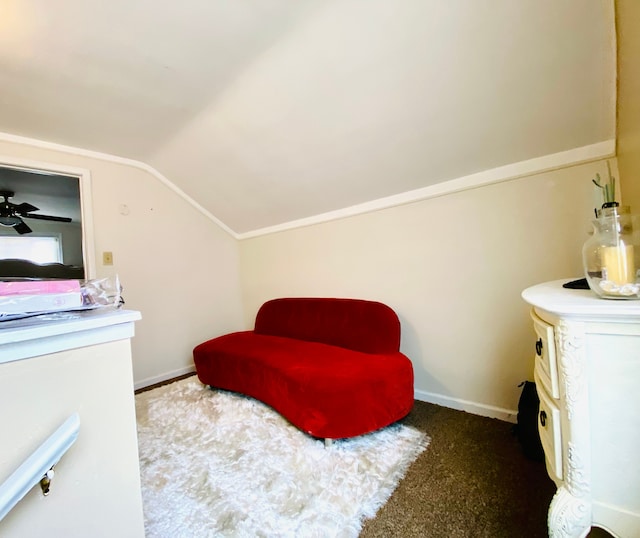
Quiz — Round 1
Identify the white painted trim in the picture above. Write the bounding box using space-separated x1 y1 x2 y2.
414 388 517 423
0 154 97 279
128 162 236 238
0 131 615 241
134 365 196 391
135 369 519 422
78 172 96 279
0 132 238 239
0 309 141 364
239 139 616 239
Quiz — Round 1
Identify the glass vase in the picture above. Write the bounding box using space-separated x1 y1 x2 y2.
582 205 640 299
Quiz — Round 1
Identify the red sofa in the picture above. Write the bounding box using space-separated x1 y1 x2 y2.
193 297 414 440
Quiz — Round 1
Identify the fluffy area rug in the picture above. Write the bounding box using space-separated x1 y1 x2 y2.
135 377 429 538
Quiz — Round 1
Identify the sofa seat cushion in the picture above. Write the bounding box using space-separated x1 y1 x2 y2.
193 331 414 440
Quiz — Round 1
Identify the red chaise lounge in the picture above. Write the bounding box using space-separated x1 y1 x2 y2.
193 297 414 441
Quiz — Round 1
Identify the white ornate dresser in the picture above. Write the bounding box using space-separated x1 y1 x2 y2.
522 280 640 538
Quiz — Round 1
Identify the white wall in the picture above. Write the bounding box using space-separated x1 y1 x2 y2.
0 139 245 387
0 134 615 419
239 160 607 419
0 339 145 537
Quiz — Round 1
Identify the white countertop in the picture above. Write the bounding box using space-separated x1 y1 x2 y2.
0 308 141 364
522 279 640 321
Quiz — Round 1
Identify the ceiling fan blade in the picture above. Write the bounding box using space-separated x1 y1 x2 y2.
24 213 72 223
13 218 32 234
15 202 39 214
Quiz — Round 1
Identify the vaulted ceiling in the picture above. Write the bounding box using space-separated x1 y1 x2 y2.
0 0 616 234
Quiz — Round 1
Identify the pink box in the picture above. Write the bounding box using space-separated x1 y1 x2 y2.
0 280 81 296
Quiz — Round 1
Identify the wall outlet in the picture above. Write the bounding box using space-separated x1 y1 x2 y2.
102 251 114 265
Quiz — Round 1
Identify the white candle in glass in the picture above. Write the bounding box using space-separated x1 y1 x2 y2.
601 244 635 286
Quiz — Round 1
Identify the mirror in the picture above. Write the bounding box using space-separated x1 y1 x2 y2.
0 161 94 280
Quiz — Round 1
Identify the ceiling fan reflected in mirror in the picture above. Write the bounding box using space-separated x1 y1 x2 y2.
0 190 72 234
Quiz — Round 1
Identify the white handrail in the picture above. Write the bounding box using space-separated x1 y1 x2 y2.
0 413 80 521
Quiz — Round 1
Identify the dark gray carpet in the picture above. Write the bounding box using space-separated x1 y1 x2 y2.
139 376 613 537
360 400 613 538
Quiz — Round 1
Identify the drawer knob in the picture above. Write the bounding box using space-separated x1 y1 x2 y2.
540 410 547 427
535 338 543 356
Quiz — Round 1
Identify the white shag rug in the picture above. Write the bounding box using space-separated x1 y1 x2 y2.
136 377 429 538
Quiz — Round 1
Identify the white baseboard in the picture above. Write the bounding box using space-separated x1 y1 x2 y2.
414 389 517 424
135 371 518 423
134 366 196 391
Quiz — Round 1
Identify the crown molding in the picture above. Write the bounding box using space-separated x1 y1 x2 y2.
238 139 616 239
0 132 238 238
0 131 615 241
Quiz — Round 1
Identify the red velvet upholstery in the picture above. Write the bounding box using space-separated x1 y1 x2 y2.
193 298 414 440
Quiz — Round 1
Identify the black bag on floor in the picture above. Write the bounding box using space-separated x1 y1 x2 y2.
513 381 545 462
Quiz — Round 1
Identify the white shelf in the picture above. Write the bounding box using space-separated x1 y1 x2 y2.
0 308 141 364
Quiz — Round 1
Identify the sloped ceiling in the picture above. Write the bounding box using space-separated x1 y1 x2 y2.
0 0 616 234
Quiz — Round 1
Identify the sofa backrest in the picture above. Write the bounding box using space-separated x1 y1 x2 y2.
254 297 401 354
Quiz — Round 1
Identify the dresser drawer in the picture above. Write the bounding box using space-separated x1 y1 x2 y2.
534 368 563 482
531 311 560 399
